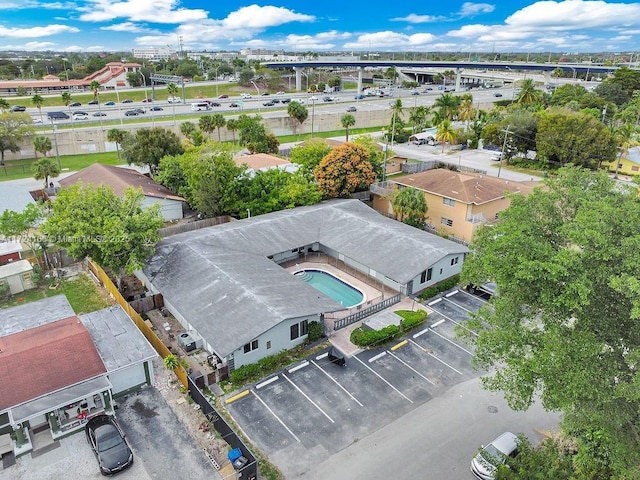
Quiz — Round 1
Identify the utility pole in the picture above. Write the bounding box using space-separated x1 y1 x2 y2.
497 125 512 179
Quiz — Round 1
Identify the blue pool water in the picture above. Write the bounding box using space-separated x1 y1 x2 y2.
295 269 364 307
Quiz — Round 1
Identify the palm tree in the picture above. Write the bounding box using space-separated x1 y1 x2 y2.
31 94 44 123
61 92 72 109
287 101 308 138
198 115 216 140
457 93 475 126
516 78 539 106
31 157 60 188
613 123 640 177
226 118 238 144
340 114 356 141
89 80 101 101
167 82 179 99
33 135 52 159
434 93 460 121
408 106 431 134
107 128 127 161
389 99 404 145
211 113 226 141
180 121 197 138
436 119 457 152
392 187 428 228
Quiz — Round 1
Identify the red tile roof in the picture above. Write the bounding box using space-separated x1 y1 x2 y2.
59 164 184 201
0 317 107 410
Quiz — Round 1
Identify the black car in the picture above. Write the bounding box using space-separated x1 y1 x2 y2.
133 108 145 114
47 111 70 119
11 105 26 112
88 100 99 105
281 98 292 103
92 111 107 116
346 106 357 112
209 102 221 107
150 106 164 111
263 100 275 106
124 110 138 116
121 99 133 103
229 102 240 108
69 102 82 107
85 415 133 476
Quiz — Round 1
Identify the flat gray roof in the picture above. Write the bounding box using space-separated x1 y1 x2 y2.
0 185 35 215
0 295 75 336
144 199 468 358
80 306 157 372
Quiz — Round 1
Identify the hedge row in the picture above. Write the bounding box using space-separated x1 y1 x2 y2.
417 274 460 301
350 309 427 347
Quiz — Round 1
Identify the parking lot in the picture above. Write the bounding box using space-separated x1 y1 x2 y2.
225 287 491 478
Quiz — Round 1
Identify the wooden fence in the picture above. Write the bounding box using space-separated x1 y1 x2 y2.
86 259 188 387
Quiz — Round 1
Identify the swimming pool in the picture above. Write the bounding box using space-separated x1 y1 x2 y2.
294 269 364 308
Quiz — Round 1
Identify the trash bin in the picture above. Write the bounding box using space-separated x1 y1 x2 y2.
228 448 242 462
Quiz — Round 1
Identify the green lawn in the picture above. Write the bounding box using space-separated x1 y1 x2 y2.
0 273 112 314
0 151 122 182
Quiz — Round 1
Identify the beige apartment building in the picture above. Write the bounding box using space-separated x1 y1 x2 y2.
371 169 537 243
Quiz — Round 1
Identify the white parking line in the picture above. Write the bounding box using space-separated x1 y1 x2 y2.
354 355 413 404
311 360 364 407
431 319 445 328
387 351 435 385
428 298 442 306
256 376 279 389
445 290 458 297
288 360 309 373
251 390 300 442
369 352 387 363
408 339 464 375
442 296 474 314
428 306 479 337
413 327 429 338
282 373 335 423
428 328 474 356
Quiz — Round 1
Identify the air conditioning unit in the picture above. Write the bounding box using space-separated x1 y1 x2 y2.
178 332 196 353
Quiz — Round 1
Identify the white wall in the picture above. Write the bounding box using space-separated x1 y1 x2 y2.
410 253 464 294
141 196 183 221
108 363 147 394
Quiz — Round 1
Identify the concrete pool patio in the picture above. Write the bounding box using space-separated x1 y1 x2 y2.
285 256 430 357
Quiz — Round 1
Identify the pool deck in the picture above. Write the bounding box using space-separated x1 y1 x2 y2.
286 261 431 357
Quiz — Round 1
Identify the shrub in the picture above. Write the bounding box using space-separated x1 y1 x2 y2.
350 324 400 347
418 274 460 301
164 354 179 370
397 309 427 331
306 320 325 343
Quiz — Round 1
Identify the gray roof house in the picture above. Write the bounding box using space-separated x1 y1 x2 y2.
139 199 468 372
0 296 156 457
0 185 35 215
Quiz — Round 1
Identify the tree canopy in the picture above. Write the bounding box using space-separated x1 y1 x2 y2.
461 166 640 478
0 111 34 165
237 114 279 154
121 127 184 175
42 184 163 287
314 142 376 198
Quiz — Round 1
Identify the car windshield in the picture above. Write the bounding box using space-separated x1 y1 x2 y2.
480 444 506 467
97 428 124 452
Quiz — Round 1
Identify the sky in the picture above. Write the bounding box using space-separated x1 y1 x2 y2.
1 0 640 54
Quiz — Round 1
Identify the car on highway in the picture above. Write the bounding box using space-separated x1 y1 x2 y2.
150 106 164 111
281 98 292 103
105 101 116 106
72 112 89 120
92 111 107 117
124 110 139 116
263 100 275 106
411 91 420 95
261 92 270 96
85 414 134 476
240 93 252 99
11 105 26 112
121 99 133 103
167 96 181 104
32 117 43 124
276 91 285 95
493 92 503 97
47 111 70 120
69 102 82 107
346 106 357 112
142 98 153 103
323 96 334 102
218 94 229 99
355 94 364 99
470 431 518 480
88 100 99 105
133 108 145 115
229 102 239 108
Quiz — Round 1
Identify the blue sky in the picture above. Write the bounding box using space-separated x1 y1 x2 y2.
1 1 639 53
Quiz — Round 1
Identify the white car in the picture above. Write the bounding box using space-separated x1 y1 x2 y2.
471 432 518 480
240 93 252 99
72 112 89 120
167 96 181 104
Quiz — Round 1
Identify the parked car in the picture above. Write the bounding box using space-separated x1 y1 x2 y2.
11 105 26 112
470 432 518 480
88 100 99 105
92 111 107 117
346 106 357 112
150 106 164 111
69 102 82 107
124 110 139 116
121 99 133 103
85 414 134 476
105 101 116 106
490 152 503 161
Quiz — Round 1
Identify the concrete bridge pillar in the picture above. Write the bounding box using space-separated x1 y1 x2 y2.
357 67 364 93
293 67 302 92
543 70 551 85
455 68 462 92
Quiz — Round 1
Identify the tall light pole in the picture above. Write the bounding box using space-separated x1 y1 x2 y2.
139 71 149 101
310 96 316 138
251 81 260 112
50 119 61 169
213 66 220 97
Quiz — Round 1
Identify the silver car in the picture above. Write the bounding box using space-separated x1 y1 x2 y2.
471 431 518 480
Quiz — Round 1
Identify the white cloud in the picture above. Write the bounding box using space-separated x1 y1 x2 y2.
0 41 56 50
222 4 314 28
0 24 79 38
459 2 495 17
283 31 350 50
390 13 445 24
100 22 157 33
0 1 77 9
78 0 208 23
343 31 435 50
447 24 493 38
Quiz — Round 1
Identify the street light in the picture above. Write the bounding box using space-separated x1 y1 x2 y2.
213 66 220 97
139 71 149 101
50 119 61 170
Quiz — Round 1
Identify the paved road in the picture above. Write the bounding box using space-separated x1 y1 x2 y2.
306 376 560 480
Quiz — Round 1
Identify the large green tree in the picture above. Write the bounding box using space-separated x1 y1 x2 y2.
32 135 52 159
42 184 163 289
0 111 34 165
461 166 640 478
121 127 184 175
289 138 332 177
106 128 129 161
536 108 616 169
314 143 376 198
237 114 279 154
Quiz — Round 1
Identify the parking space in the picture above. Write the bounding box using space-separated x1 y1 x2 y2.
225 287 490 478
